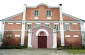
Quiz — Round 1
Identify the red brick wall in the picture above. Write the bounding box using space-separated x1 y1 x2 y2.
3 31 21 46
5 22 22 30
70 23 81 30
26 5 60 20
63 14 77 21
64 31 82 46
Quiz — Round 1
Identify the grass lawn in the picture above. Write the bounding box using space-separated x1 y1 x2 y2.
66 49 85 54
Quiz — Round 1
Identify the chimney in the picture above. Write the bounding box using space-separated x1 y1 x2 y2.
23 4 26 20
59 4 62 6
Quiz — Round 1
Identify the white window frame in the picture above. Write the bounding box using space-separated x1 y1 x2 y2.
46 10 52 16
34 10 39 16
45 23 50 27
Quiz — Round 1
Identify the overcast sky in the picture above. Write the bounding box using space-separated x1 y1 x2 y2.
0 0 85 31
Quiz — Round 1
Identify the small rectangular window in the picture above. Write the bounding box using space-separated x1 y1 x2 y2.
34 10 38 16
64 24 70 31
47 10 51 16
28 24 31 29
54 24 58 30
45 24 49 27
36 24 40 27
36 23 41 27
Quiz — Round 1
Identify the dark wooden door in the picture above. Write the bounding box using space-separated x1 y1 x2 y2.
38 36 47 48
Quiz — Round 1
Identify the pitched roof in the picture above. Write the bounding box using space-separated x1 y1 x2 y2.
63 12 85 22
1 12 22 21
1 12 85 22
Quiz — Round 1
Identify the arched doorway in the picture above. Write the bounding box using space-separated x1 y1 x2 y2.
38 31 47 48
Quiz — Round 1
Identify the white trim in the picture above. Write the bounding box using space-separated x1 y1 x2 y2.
3 20 81 23
64 30 81 31
62 12 83 21
4 30 22 31
36 23 41 24
28 32 32 48
53 32 57 48
8 23 13 24
47 17 51 20
2 12 22 21
16 23 21 24
45 23 50 24
72 23 77 24
65 23 69 24
27 3 59 8
65 35 70 37
36 29 49 36
59 5 64 46
27 23 32 24
15 34 20 37
54 23 59 24
1 22 5 38
73 35 78 37
21 22 25 46
34 17 38 19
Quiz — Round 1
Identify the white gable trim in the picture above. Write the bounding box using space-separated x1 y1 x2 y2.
63 12 84 21
2 12 22 21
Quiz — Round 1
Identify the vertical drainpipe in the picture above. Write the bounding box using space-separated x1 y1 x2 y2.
21 4 26 46
59 4 64 46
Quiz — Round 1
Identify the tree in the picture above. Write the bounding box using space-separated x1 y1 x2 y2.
3 31 12 46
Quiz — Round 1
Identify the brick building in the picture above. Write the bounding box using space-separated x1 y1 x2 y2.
1 4 85 48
